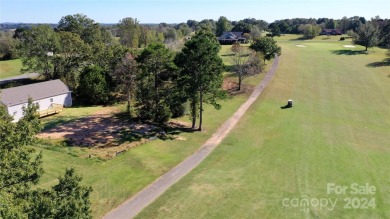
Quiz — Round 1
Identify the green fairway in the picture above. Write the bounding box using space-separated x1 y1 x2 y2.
136 38 390 218
0 59 23 78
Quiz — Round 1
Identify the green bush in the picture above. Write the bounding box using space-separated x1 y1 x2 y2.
77 65 111 105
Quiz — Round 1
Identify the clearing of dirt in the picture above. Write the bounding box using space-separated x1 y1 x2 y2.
38 105 192 159
343 45 356 48
296 44 307 47
38 114 163 159
223 79 254 96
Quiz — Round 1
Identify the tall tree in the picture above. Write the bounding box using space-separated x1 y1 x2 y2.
230 43 264 90
250 25 262 40
118 17 141 48
28 168 92 219
232 21 251 33
55 31 91 89
0 100 92 218
299 24 321 39
18 25 59 79
269 23 281 37
353 21 380 51
196 19 217 34
112 55 139 116
135 43 177 124
216 16 233 36
175 30 225 131
250 36 281 63
0 99 42 218
57 14 95 36
175 23 192 37
0 31 17 60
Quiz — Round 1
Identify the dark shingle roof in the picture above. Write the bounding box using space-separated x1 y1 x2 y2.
0 79 71 106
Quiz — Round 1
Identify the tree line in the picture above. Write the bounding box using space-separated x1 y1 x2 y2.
2 15 389 61
3 13 281 131
268 16 390 47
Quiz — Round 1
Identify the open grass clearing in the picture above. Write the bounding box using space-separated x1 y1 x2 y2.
0 59 23 78
35 73 254 218
136 38 390 218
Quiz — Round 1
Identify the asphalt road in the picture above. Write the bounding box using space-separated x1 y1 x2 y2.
103 55 280 219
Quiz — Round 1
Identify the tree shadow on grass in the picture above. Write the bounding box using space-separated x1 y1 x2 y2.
224 65 235 73
288 36 307 41
0 78 44 89
331 50 368 55
366 58 390 68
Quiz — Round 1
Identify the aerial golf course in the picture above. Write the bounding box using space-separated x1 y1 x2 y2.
136 36 390 218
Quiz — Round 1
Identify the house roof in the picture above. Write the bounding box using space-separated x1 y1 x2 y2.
220 31 243 37
0 79 71 106
218 32 246 41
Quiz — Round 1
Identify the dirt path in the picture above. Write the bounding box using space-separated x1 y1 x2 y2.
103 56 280 219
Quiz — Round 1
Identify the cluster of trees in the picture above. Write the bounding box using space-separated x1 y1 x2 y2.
116 32 276 128
268 17 368 36
299 24 322 39
352 18 390 51
113 30 227 130
115 18 193 48
7 13 276 130
16 14 127 95
186 16 268 39
0 100 92 218
268 17 390 42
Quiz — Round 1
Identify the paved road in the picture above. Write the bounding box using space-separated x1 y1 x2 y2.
0 73 40 85
103 56 280 219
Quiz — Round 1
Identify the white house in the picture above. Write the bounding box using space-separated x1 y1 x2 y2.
0 79 72 122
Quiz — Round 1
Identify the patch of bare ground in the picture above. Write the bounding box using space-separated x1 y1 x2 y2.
223 78 254 96
38 112 190 159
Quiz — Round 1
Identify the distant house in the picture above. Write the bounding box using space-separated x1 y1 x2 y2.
218 32 247 44
320 29 343 35
0 80 72 122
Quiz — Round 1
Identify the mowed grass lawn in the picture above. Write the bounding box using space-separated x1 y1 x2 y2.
34 95 248 218
136 39 390 218
0 59 23 78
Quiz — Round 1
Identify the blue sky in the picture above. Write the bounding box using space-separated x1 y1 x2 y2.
1 0 389 24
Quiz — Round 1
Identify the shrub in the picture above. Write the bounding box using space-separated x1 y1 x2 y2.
77 65 111 105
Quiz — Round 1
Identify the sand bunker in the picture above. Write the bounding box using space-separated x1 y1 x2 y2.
296 44 307 47
343 45 355 48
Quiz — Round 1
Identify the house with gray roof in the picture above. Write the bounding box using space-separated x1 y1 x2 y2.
0 79 72 122
218 32 247 44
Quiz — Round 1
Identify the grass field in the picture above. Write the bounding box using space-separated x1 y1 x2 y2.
136 37 390 218
34 95 249 218
0 59 23 79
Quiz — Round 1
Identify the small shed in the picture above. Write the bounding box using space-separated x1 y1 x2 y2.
0 79 72 122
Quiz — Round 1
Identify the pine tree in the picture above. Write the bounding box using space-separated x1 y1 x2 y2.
135 43 177 124
176 29 226 131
